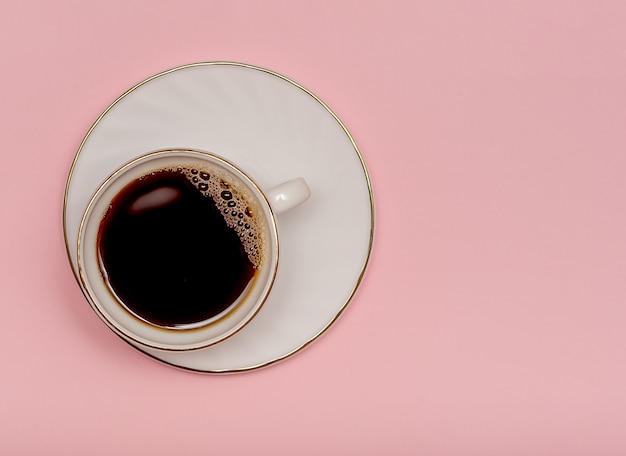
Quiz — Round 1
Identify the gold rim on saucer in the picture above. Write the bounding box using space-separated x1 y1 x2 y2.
63 61 375 373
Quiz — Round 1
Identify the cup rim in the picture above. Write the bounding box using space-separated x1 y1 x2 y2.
77 148 280 351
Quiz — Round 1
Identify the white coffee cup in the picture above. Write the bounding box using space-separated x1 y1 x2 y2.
77 149 310 351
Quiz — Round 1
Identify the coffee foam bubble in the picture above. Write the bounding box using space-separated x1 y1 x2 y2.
149 163 268 269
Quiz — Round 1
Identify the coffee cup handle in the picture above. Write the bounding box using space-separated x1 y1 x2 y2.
265 177 311 214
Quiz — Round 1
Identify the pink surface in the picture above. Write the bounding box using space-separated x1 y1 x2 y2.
1 0 626 454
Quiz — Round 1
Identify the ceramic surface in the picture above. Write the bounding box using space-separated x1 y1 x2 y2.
64 62 374 372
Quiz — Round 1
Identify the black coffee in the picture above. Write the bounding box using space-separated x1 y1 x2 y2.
97 166 264 328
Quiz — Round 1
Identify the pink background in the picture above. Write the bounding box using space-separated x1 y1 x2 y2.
2 0 626 454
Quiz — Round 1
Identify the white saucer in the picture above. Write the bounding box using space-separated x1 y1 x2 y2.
64 62 374 372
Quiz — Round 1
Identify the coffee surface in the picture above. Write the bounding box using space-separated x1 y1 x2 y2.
97 167 263 327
